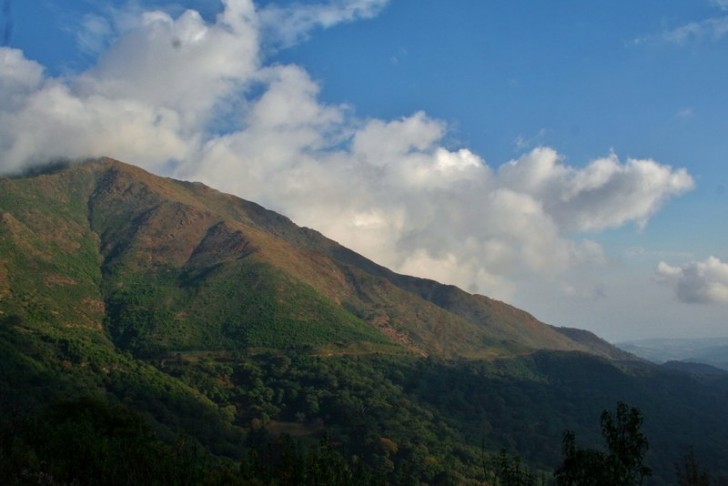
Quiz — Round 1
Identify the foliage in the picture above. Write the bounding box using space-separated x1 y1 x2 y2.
4 161 728 484
600 403 651 484
675 448 712 486
554 402 651 485
485 449 546 486
240 432 387 485
0 397 235 485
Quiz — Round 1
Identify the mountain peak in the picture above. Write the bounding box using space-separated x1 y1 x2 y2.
0 158 630 360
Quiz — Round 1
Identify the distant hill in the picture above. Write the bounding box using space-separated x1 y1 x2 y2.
2 158 728 484
618 337 728 371
660 360 728 379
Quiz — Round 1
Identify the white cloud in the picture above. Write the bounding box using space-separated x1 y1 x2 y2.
0 0 695 303
498 149 694 232
513 128 547 151
656 257 728 304
77 4 260 131
0 79 190 173
75 14 113 55
0 48 44 111
664 16 728 44
634 15 728 45
259 0 389 47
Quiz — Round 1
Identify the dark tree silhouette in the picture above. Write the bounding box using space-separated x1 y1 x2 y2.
554 402 651 485
675 448 711 486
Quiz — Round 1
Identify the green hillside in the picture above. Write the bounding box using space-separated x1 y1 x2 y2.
0 158 629 359
2 158 728 484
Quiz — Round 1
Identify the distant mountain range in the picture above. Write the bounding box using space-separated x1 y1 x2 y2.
2 158 728 484
617 337 728 371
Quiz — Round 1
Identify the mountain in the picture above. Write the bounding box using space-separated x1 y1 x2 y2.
618 337 728 371
2 158 728 485
0 157 627 360
660 360 728 379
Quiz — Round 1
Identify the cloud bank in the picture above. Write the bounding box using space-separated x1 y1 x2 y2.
656 257 728 304
0 0 695 300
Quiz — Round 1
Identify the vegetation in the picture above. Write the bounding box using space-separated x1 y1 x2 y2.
0 397 227 486
3 326 728 484
675 448 713 486
555 402 650 485
2 160 728 484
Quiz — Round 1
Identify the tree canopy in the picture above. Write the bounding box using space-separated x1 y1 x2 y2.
554 402 651 485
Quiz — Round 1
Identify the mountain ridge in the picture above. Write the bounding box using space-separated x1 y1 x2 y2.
618 337 728 371
0 156 629 361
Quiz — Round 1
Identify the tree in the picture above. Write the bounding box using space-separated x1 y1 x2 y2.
555 431 609 486
600 402 651 484
554 402 651 485
675 448 711 486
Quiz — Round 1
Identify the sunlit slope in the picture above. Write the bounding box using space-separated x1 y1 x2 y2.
0 158 629 359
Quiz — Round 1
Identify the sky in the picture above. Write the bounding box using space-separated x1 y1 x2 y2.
1 0 727 341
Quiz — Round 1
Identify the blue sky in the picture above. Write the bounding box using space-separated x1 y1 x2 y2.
2 0 727 340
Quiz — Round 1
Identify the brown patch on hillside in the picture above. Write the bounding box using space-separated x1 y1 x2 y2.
80 298 105 315
44 274 78 287
133 202 220 267
1 211 27 238
0 212 49 261
186 221 256 268
371 313 428 357
89 166 222 269
55 297 105 331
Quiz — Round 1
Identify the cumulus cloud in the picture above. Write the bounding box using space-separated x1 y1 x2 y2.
0 0 260 173
656 257 728 304
0 0 695 301
0 48 44 110
497 149 694 233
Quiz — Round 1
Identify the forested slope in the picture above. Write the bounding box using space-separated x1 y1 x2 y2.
1 159 727 484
